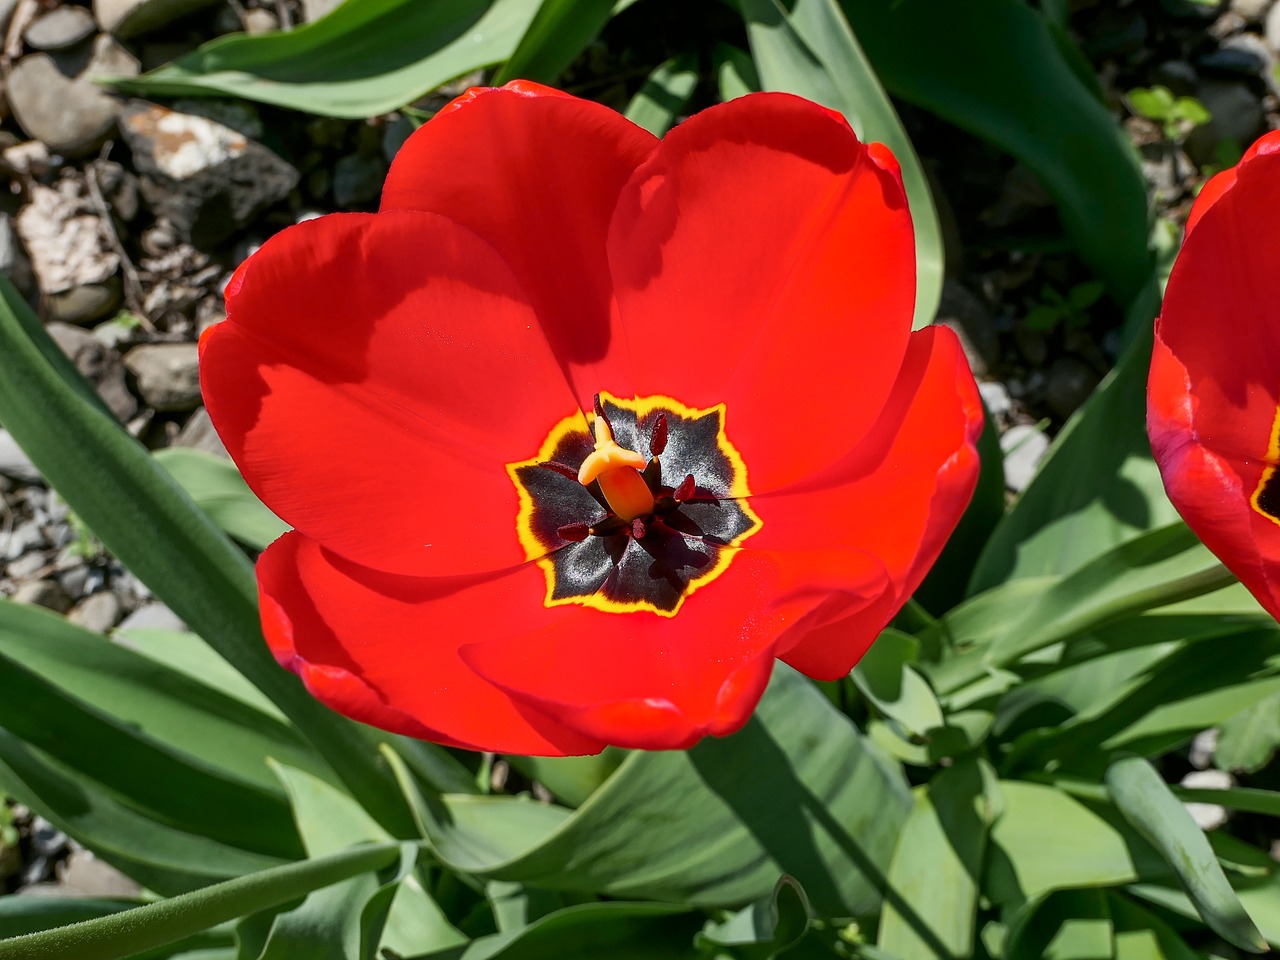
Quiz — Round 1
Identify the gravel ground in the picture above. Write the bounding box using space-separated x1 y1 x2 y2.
1 0 1278 895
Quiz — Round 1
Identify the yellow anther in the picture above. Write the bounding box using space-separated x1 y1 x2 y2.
577 416 655 521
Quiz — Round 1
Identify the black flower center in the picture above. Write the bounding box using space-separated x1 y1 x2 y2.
508 393 762 616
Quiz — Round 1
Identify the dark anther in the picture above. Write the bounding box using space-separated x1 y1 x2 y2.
674 474 697 502
631 518 647 539
592 393 612 432
650 413 668 456
557 522 591 542
537 461 580 481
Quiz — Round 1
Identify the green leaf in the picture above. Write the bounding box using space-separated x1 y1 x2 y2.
408 901 704 960
841 0 1154 310
714 42 760 101
1129 86 1176 121
0 278 412 837
506 751 627 808
0 899 233 960
969 310 1179 594
0 729 283 896
0 842 406 960
697 876 814 959
0 609 302 860
1108 892 1200 960
1004 889 1114 960
986 781 1140 906
1216 693 1280 773
852 629 945 737
493 0 615 85
878 759 997 959
1106 755 1267 953
0 601 323 795
624 53 700 136
153 449 289 551
108 0 540 118
1171 787 1280 819
270 763 465 956
403 666 911 915
740 0 945 330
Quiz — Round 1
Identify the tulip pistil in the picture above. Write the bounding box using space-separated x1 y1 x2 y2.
577 415 655 521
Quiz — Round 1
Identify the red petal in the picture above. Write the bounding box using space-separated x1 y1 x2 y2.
460 548 889 748
749 326 983 678
1150 132 1280 620
382 82 658 407
1185 129 1280 236
257 531 605 756
607 92 915 494
201 211 580 577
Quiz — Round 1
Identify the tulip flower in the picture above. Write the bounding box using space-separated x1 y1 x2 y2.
1149 131 1280 622
200 82 983 755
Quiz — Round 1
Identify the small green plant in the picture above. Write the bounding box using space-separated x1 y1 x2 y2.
1127 85 1212 141
1023 279 1106 331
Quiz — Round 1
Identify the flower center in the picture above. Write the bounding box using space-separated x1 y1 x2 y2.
507 392 762 617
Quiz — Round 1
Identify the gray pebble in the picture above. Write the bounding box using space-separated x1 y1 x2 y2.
13 579 73 613
1001 424 1051 493
0 430 41 484
68 591 122 633
23 6 97 51
978 381 1012 421
123 342 202 412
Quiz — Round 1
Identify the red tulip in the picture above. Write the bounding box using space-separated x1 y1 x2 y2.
200 82 983 755
1149 131 1280 621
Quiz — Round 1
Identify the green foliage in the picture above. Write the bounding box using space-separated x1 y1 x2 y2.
1128 86 1212 141
1022 281 1106 332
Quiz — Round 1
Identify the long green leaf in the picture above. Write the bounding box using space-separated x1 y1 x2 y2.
493 0 616 85
107 0 539 118
1106 755 1267 953
841 0 1153 311
0 730 282 896
153 448 289 551
624 53 699 136
394 666 911 915
740 0 944 329
878 759 996 959
0 843 406 960
0 278 411 837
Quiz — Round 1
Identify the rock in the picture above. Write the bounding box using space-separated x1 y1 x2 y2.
120 100 300 247
0 430 41 484
13 579 72 613
0 212 34 297
1184 80 1265 165
1151 58 1199 96
16 178 120 313
46 279 122 326
332 153 387 208
937 281 998 378
1231 0 1272 19
46 322 138 421
1 139 53 178
243 7 279 33
1268 0 1280 48
124 343 201 412
1045 357 1101 420
94 0 222 38
57 850 141 898
174 406 229 457
7 35 139 156
1198 31 1272 74
23 6 97 50
978 381 1012 422
7 552 47 579
1181 768 1233 830
301 0 343 21
68 592 122 632
117 601 185 632
1001 424 1050 493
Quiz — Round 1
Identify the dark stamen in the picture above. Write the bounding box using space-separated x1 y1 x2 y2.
557 522 591 542
650 413 668 456
538 461 580 481
674 474 697 502
630 517 647 539
593 393 612 432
